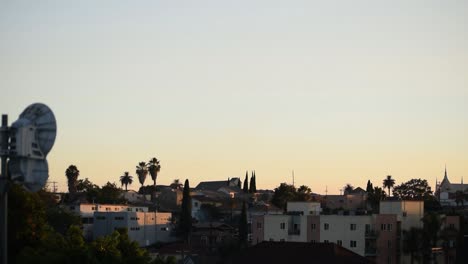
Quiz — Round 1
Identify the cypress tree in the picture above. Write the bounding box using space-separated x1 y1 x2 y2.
252 171 257 193
243 172 249 193
366 180 374 194
239 201 248 247
249 172 254 193
179 179 192 240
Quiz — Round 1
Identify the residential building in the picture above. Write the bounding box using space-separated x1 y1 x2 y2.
67 203 148 240
252 200 445 264
93 211 173 246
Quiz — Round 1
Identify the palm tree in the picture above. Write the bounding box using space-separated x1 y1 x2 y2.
148 157 161 186
383 175 395 196
120 172 133 191
136 161 148 186
65 165 80 195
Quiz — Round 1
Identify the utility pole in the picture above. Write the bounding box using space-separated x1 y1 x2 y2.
1 115 9 264
292 170 295 186
49 181 58 193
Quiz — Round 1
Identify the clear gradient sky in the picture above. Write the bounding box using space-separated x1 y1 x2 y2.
1 0 467 194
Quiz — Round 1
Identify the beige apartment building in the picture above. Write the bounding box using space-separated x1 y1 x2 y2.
252 200 436 263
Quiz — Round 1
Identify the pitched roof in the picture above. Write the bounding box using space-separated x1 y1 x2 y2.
232 242 372 264
195 181 230 191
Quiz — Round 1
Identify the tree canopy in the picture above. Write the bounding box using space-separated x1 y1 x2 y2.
271 183 313 210
392 178 432 200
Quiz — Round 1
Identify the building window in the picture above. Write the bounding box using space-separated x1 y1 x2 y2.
280 223 286 230
96 216 106 220
337 240 342 246
257 222 262 229
324 240 329 243
114 216 124 220
311 223 316 230
350 240 357 248
311 240 316 243
388 240 392 248
449 223 455 229
365 224 371 233
350 224 356 231
324 223 329 230
387 224 392 231
194 202 199 207
381 224 386 231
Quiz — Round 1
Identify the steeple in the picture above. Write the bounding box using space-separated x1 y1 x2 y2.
444 165 448 180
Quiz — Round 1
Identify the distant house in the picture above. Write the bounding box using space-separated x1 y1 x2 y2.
191 222 236 251
93 211 174 246
121 190 149 203
195 177 240 192
232 241 372 264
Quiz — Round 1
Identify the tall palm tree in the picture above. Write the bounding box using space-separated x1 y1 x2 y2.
120 172 133 192
65 165 80 195
148 157 161 186
136 161 148 186
383 175 395 196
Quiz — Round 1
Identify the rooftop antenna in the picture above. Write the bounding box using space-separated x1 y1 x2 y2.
325 186 328 196
292 170 295 186
1 103 57 264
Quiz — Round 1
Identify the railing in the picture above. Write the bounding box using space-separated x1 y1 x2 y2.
288 230 300 235
365 230 377 238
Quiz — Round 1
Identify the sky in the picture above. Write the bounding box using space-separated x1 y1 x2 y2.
1 0 467 194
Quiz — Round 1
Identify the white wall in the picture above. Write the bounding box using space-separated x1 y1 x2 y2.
319 215 373 256
287 202 321 215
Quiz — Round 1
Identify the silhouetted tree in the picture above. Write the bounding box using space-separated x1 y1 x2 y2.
383 175 395 197
296 185 312 201
65 165 80 195
343 184 354 195
366 180 373 193
179 179 192 241
252 171 257 193
367 186 386 213
120 172 133 192
403 227 424 264
392 178 432 200
148 157 161 186
243 172 248 193
238 201 248 247
249 172 254 193
271 183 297 210
136 161 148 186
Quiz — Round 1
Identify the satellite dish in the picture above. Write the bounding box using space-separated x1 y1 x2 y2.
8 103 57 192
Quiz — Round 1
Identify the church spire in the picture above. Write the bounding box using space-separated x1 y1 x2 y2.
444 165 448 180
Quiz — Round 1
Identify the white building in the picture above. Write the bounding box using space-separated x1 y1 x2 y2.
67 203 148 240
93 211 173 246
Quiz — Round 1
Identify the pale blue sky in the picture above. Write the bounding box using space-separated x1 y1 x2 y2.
1 0 467 193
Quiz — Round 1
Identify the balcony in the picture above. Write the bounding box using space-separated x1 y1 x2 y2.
365 230 378 238
288 229 300 235
365 249 377 256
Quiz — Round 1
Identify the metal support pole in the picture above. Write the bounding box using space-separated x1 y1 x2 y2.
1 114 9 264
